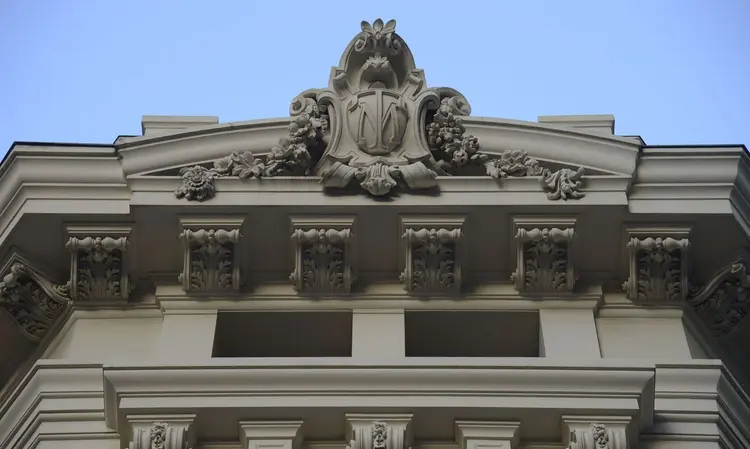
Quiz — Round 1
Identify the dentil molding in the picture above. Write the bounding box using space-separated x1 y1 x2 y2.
399 216 465 294
178 217 244 293
289 216 355 294
622 226 690 302
511 217 577 293
65 225 132 302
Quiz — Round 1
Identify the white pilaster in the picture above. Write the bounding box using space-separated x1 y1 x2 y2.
539 309 601 358
351 309 405 358
239 420 304 449
455 420 521 449
158 310 218 360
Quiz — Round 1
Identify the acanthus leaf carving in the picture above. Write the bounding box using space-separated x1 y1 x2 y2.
345 414 412 449
178 218 244 293
290 219 355 294
687 259 750 337
0 259 70 342
541 166 585 200
512 218 577 293
128 416 195 449
623 229 690 302
563 418 630 449
400 216 465 294
66 227 131 302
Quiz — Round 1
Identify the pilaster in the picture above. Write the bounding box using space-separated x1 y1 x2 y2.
127 413 196 449
511 217 577 293
66 224 132 302
455 420 521 449
399 215 465 295
178 216 244 293
351 309 405 358
562 416 632 449
345 414 413 449
539 309 601 359
239 420 304 449
289 216 356 294
622 226 690 302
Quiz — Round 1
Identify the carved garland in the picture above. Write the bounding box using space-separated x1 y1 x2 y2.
0 262 70 341
290 228 354 293
687 260 750 337
173 19 585 202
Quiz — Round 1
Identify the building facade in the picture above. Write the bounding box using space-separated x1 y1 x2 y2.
0 19 749 449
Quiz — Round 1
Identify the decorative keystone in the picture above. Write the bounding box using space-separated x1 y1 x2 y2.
345 414 413 449
178 217 244 293
65 225 131 302
399 216 465 294
511 217 577 293
623 226 690 301
127 414 196 449
290 216 356 294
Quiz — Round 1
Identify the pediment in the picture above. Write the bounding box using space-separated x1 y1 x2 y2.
118 19 640 203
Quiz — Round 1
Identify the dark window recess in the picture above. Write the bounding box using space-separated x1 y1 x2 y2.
405 311 539 357
212 311 352 357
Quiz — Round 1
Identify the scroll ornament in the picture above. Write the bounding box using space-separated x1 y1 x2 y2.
173 19 585 201
687 260 750 337
0 262 70 342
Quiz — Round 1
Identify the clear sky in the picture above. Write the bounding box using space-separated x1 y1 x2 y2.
1 0 748 155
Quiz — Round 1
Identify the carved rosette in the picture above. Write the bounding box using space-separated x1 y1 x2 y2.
0 259 70 342
400 216 465 294
66 226 131 302
178 218 244 293
512 218 577 293
128 415 195 449
623 228 690 301
687 259 750 337
346 414 412 449
290 217 355 293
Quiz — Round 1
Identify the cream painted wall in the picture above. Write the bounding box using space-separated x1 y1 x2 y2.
47 316 162 361
596 317 693 359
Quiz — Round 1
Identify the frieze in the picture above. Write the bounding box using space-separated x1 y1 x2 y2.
173 19 586 201
0 257 69 342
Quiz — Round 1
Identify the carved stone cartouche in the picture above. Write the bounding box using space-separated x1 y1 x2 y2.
512 227 576 292
0 262 69 342
623 236 689 301
290 228 354 293
688 260 750 337
179 228 241 293
66 235 130 302
400 228 462 293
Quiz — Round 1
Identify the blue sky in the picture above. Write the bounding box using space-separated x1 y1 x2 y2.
1 1 748 155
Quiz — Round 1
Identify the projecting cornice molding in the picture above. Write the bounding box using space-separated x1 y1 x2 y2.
0 252 70 342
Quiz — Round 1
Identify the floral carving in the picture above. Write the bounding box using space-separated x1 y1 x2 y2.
401 228 463 293
0 262 69 341
623 236 689 301
150 422 167 449
355 19 402 54
66 235 130 302
179 228 241 293
688 261 750 337
290 228 354 293
512 227 576 292
371 421 388 449
174 166 218 202
541 167 585 200
568 423 615 449
485 149 544 178
129 420 191 449
427 96 486 175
